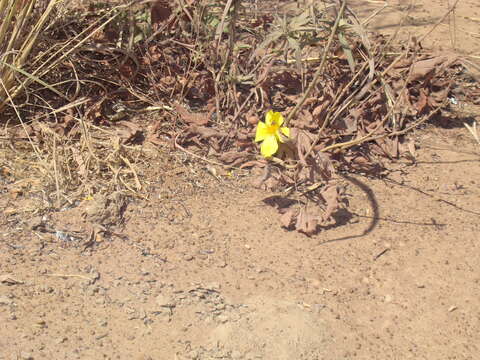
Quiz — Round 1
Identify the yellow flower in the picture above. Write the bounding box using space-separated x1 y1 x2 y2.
254 110 290 158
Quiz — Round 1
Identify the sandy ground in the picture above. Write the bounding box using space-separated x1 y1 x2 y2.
1 1 480 359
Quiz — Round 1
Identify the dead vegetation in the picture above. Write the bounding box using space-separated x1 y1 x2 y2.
0 0 479 235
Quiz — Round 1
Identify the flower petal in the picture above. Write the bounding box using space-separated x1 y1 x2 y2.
275 112 284 126
276 126 290 143
255 121 268 142
260 135 278 158
265 110 274 126
280 126 290 138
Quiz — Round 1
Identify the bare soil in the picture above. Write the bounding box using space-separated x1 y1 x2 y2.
1 1 480 360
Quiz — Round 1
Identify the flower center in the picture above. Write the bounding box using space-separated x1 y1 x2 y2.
266 123 279 136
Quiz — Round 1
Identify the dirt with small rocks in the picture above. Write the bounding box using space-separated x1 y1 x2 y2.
1 1 480 359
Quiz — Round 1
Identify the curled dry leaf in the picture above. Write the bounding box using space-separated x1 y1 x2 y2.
71 148 88 179
174 104 209 126
295 129 315 165
219 151 250 164
399 139 417 161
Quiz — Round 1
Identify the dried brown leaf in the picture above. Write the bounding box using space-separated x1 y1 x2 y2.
413 88 429 113
71 148 88 178
295 207 318 236
115 121 143 145
175 104 209 126
296 129 314 165
409 56 456 82
280 208 297 229
294 110 314 129
320 184 340 222
219 151 249 164
188 125 226 139
151 0 172 26
240 160 266 169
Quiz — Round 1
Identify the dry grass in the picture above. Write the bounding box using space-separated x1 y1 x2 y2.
0 0 60 111
464 120 480 145
0 0 474 229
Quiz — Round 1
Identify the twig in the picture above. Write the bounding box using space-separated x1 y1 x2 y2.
44 274 94 281
373 248 390 261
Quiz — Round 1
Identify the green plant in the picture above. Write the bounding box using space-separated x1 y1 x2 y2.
256 9 329 67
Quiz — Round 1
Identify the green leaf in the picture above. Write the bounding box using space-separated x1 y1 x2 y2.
337 19 356 73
